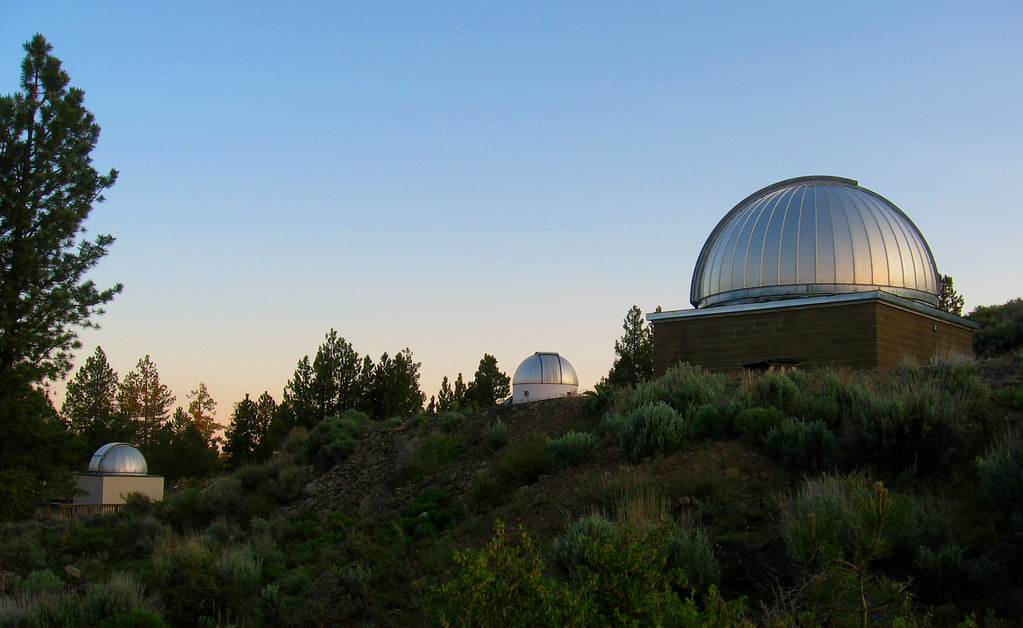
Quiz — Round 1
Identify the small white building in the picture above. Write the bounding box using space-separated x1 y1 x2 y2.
512 352 579 404
73 443 164 510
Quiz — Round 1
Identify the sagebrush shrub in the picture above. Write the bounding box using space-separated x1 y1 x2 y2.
656 363 727 415
305 410 374 470
751 372 799 412
620 402 688 463
977 430 1023 513
662 529 721 592
549 515 619 581
597 411 626 439
495 436 556 488
468 470 503 508
484 418 509 450
765 418 835 472
547 431 598 468
403 487 460 538
733 406 786 444
403 431 461 480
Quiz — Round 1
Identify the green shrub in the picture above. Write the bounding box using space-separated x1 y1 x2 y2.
403 487 460 538
977 430 1023 513
546 431 598 468
484 419 509 451
442 412 465 433
19 568 64 594
468 470 503 508
662 529 721 593
429 521 749 627
620 402 687 462
583 381 617 417
82 572 164 627
549 514 620 581
751 372 799 412
494 436 556 488
657 363 727 413
305 410 373 471
690 403 726 440
765 418 835 472
99 609 169 628
968 297 1023 357
597 411 626 439
733 406 786 444
403 430 461 480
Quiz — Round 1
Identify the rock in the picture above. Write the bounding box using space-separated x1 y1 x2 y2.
64 565 81 579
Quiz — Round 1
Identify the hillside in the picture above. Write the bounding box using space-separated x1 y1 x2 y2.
2 358 1022 626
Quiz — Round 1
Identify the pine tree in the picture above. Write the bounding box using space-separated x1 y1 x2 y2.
62 346 133 446
465 354 511 407
118 355 175 445
0 35 121 385
0 35 120 518
186 381 221 443
938 275 965 316
607 305 654 388
311 329 362 421
436 376 455 412
224 394 259 468
281 355 316 429
453 373 467 407
362 349 425 419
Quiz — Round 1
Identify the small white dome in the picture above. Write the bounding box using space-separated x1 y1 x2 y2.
88 443 148 475
512 352 579 386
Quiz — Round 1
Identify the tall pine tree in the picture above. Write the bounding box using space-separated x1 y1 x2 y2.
118 355 175 445
0 36 120 517
62 346 133 446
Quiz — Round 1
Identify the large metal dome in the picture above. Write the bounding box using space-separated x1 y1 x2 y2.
691 176 940 308
512 352 579 386
88 443 148 475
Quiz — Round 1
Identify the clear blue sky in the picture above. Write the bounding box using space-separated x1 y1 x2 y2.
3 1 1021 420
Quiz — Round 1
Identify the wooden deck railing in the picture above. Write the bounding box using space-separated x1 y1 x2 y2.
48 502 124 518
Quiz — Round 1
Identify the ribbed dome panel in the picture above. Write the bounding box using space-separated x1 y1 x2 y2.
691 177 939 308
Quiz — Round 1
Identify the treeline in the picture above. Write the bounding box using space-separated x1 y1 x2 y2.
225 330 510 470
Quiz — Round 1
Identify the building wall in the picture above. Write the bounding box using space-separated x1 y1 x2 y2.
651 298 973 376
512 383 578 404
73 474 164 505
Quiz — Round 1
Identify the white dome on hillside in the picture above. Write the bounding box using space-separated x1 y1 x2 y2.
512 353 579 403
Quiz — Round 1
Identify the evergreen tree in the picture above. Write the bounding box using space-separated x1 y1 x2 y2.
436 376 455 412
118 355 175 445
62 346 133 446
0 35 121 385
362 349 425 419
224 394 259 468
147 407 221 483
938 274 965 316
465 354 511 407
0 35 120 519
186 381 221 443
281 355 316 429
253 391 277 460
607 305 654 388
453 373 467 407
311 329 362 421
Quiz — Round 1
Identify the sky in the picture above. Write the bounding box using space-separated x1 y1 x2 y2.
2 1 1021 423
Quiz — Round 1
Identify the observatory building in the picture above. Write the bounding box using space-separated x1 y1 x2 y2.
72 443 164 511
648 176 976 375
512 352 579 403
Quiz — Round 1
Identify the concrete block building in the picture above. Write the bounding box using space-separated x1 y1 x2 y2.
648 176 976 375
